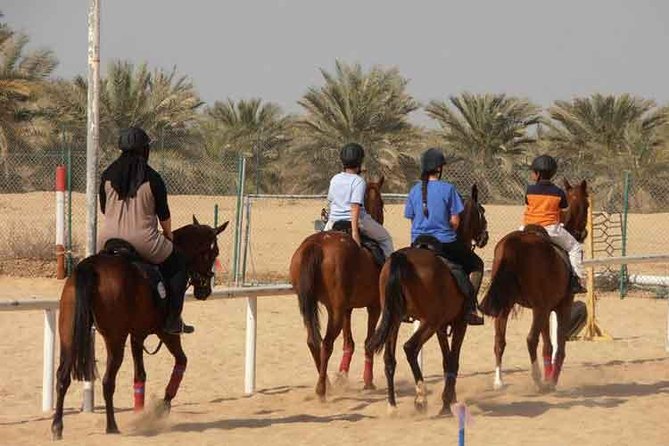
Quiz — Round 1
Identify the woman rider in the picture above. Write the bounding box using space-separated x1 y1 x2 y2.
404 148 485 325
98 127 193 335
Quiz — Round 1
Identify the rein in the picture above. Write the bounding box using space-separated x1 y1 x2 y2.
143 338 163 355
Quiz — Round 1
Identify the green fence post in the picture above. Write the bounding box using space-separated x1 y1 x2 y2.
619 171 631 298
232 155 246 285
66 145 73 276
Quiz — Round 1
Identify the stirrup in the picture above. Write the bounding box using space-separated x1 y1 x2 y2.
164 320 195 335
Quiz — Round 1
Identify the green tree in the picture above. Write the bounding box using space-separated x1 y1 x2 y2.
201 98 292 193
548 94 668 210
294 61 419 192
426 93 542 202
0 14 57 179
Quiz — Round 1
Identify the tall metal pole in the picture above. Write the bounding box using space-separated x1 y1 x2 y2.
83 0 100 413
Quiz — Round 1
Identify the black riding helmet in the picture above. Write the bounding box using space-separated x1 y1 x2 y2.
118 127 151 152
340 142 365 168
420 148 447 175
530 155 558 180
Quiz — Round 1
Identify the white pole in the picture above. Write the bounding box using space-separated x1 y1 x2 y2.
244 296 257 394
83 0 100 414
549 311 558 363
665 298 669 353
413 320 423 372
55 166 66 279
42 310 56 412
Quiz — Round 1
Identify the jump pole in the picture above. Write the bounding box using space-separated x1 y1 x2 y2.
42 309 57 412
55 166 66 279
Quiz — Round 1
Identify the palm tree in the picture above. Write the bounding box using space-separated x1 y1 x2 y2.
548 94 668 210
426 93 542 202
294 60 419 192
0 15 57 181
50 60 203 151
201 98 292 193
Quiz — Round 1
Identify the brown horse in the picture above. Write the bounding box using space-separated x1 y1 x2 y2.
289 177 386 399
51 217 229 440
479 179 588 391
367 185 489 415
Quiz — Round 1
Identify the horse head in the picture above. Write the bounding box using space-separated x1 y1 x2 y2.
563 179 589 243
458 184 489 249
173 215 230 300
364 175 385 225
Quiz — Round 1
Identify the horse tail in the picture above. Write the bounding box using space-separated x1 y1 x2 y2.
71 259 97 381
479 247 519 318
367 251 409 354
297 242 323 345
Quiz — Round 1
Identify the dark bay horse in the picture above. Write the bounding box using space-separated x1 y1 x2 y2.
479 179 588 391
51 217 229 440
367 185 488 415
289 177 386 399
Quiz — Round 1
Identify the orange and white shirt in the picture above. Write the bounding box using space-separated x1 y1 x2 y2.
523 180 568 227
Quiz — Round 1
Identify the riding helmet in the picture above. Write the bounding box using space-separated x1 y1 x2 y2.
420 148 447 175
340 143 365 168
118 127 151 152
530 155 558 179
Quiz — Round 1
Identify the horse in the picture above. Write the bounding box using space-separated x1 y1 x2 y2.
479 179 589 391
367 184 489 415
289 176 386 399
51 216 229 440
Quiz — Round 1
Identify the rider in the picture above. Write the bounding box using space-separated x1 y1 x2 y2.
404 148 485 326
324 143 394 258
522 154 586 294
98 127 194 335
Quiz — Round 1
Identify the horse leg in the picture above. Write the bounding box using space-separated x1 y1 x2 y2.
384 323 400 412
306 318 321 373
51 346 73 440
362 305 381 390
493 310 510 390
551 297 573 388
159 334 188 412
441 319 467 415
403 321 435 413
527 309 547 390
102 337 126 434
316 308 343 400
540 318 554 383
130 336 147 411
338 308 354 376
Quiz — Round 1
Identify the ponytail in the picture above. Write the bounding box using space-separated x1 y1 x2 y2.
421 173 429 217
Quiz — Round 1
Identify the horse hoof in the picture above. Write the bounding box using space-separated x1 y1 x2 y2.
438 407 454 417
52 432 63 441
387 403 399 417
333 372 349 389
414 398 428 414
363 382 376 391
493 380 505 390
106 427 120 434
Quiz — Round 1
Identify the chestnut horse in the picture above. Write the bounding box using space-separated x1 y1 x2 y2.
479 179 588 391
289 177 386 398
51 217 229 440
367 185 488 414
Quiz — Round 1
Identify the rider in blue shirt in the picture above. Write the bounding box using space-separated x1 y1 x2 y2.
404 148 485 325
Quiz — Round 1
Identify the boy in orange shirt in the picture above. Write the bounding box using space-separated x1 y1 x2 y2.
522 155 586 293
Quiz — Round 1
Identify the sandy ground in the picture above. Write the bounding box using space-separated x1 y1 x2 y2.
0 276 667 446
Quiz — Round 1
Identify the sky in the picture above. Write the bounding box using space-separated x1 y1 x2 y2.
3 0 669 125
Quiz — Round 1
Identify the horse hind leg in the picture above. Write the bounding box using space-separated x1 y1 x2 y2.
540 316 554 383
51 346 73 440
131 336 148 411
362 305 381 390
550 298 573 388
383 323 401 413
102 337 126 434
527 309 547 390
493 310 510 390
403 321 435 414
316 309 343 400
337 309 354 380
442 319 467 415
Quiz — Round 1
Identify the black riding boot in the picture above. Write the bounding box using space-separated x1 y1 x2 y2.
570 274 587 294
160 250 194 335
466 270 484 326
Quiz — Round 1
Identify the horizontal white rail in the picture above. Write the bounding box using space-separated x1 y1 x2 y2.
582 254 669 267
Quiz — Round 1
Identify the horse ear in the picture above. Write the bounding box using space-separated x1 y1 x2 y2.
563 179 572 191
215 221 230 235
192 215 200 225
580 179 587 191
378 175 384 189
471 184 478 202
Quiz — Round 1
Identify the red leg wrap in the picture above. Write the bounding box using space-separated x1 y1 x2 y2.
133 381 145 411
339 349 353 373
363 358 374 385
552 356 565 384
543 355 554 382
165 364 186 400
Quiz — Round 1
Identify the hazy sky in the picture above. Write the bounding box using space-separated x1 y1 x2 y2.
3 0 669 124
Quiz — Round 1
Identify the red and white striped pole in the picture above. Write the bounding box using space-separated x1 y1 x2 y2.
55 165 66 280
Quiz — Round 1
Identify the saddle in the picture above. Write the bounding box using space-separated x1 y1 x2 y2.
330 221 386 267
523 226 574 274
411 235 474 300
101 239 168 309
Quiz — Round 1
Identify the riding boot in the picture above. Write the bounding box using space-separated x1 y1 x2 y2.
160 250 194 335
570 274 587 294
466 270 484 326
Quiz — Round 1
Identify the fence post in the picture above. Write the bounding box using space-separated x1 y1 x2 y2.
233 156 247 285
42 309 56 412
55 166 67 279
241 196 251 284
66 146 73 276
244 295 257 394
619 171 631 298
